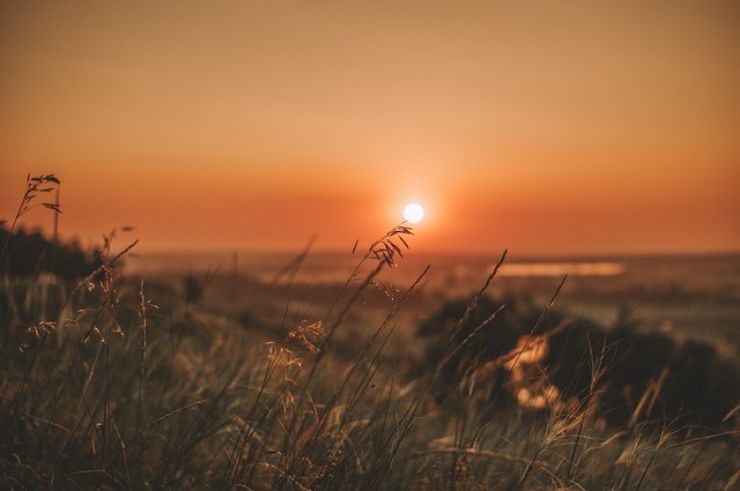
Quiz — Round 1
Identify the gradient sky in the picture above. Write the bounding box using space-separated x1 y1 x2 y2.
1 1 739 255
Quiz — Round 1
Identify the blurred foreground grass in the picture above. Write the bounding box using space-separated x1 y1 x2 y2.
0 224 738 490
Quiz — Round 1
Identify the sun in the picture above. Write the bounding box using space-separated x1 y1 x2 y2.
402 202 425 224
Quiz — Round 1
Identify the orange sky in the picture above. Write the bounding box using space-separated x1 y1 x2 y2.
1 1 739 255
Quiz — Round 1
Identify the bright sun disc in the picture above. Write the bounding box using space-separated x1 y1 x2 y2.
403 202 425 224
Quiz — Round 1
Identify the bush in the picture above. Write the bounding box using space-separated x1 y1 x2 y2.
417 294 740 431
0 226 100 280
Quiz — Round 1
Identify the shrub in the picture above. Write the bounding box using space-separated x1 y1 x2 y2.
416 293 740 432
0 226 100 280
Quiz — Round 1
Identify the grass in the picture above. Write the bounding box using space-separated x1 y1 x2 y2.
0 176 738 490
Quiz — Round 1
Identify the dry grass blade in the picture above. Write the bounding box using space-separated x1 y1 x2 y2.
448 249 507 342
508 273 567 371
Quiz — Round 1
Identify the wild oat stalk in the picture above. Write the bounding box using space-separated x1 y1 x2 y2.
0 174 61 265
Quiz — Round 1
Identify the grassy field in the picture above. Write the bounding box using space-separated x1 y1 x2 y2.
0 178 738 489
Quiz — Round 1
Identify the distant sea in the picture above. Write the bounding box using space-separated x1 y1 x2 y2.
124 251 740 295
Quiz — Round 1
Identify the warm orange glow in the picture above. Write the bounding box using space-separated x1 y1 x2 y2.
1 2 738 254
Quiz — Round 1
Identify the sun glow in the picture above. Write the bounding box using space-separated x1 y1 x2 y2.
402 202 425 225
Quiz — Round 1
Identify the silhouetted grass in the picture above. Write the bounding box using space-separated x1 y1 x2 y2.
0 175 737 490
